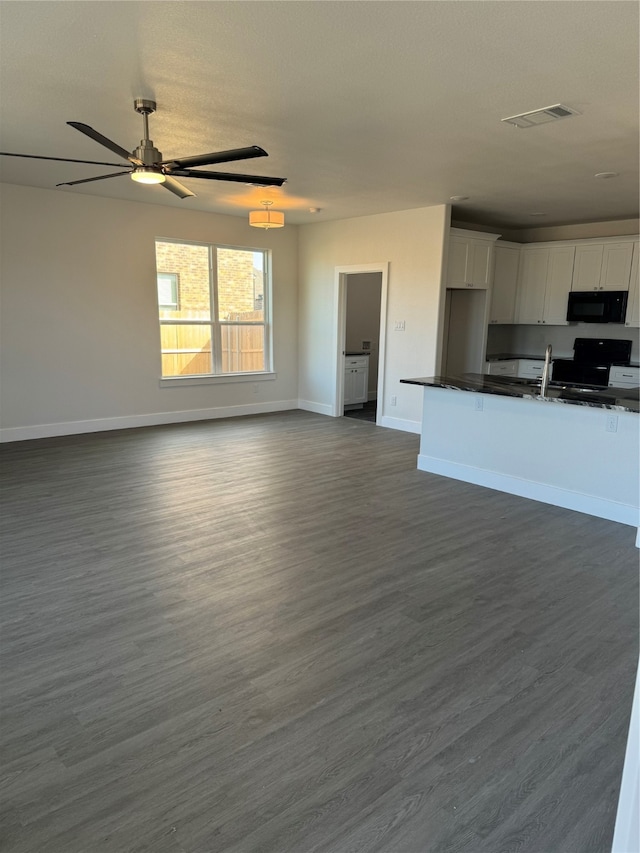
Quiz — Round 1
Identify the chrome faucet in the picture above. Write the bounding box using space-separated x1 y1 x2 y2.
540 344 552 397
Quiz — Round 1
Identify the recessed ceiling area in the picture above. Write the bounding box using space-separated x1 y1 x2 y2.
0 1 638 230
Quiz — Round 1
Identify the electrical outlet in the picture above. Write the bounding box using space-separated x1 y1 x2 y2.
390 395 397 406
475 396 484 411
362 340 371 351
605 414 618 433
253 383 259 394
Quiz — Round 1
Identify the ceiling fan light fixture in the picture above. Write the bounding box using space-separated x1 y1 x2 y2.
249 200 285 229
131 167 166 184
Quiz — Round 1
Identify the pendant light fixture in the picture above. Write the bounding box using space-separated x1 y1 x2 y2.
249 200 285 229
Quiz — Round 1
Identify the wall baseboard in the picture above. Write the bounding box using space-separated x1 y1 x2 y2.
297 399 334 417
417 453 640 529
379 415 421 434
0 400 299 443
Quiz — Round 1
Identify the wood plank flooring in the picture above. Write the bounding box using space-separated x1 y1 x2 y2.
1 410 638 853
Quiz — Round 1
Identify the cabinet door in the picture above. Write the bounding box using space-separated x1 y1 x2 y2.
516 249 548 324
625 243 640 328
351 368 368 403
542 246 574 325
447 237 471 288
344 368 355 405
489 246 520 324
601 242 633 290
572 245 603 291
469 240 492 287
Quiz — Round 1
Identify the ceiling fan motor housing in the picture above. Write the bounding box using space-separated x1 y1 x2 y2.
134 139 163 167
133 98 157 115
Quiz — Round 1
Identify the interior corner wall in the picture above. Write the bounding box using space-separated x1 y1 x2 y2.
297 205 450 429
0 183 298 439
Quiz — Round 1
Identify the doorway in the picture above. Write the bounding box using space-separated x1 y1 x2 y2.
333 263 389 424
441 288 488 375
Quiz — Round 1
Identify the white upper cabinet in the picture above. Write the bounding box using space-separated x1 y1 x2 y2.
543 246 575 325
625 242 639 328
572 242 634 291
489 245 520 324
515 246 574 325
572 244 602 290
447 230 498 289
601 242 634 289
515 248 548 324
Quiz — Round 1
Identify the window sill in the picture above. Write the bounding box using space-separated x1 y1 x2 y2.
159 372 277 388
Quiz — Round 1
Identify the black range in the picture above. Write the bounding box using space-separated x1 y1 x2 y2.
552 337 633 388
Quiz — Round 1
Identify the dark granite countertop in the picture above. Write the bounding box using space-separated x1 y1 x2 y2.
400 373 640 413
485 353 549 362
486 352 640 368
345 351 371 356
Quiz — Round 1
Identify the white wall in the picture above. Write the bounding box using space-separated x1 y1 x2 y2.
0 184 299 439
298 205 450 430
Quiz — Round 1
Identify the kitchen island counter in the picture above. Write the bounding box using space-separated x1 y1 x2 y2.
401 373 639 536
401 372 639 413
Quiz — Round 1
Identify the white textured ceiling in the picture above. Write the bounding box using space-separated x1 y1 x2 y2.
0 1 638 229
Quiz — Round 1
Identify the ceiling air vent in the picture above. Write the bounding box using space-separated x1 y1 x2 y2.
501 104 579 128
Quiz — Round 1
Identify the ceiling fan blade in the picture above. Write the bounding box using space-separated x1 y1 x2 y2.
162 175 196 199
170 168 286 187
56 171 131 187
162 146 267 170
67 122 141 164
0 151 127 168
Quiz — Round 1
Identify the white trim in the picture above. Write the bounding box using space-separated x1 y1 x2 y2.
0 400 298 443
612 659 640 853
450 227 501 242
333 263 389 422
379 415 421 434
417 454 640 529
509 234 638 250
297 399 334 417
160 371 276 388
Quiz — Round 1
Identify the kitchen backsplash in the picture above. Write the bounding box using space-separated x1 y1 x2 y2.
487 323 640 362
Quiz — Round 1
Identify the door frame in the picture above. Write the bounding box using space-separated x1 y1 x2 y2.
332 263 389 421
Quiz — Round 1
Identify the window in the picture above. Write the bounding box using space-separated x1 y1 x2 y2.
157 272 179 309
155 239 271 378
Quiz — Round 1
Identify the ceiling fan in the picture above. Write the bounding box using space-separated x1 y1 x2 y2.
0 99 287 199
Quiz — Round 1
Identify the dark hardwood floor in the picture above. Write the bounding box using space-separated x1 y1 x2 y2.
1 410 637 853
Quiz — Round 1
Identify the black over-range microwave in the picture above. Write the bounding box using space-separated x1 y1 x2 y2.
566 290 628 323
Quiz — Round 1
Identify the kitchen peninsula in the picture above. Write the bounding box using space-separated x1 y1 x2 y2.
401 373 640 541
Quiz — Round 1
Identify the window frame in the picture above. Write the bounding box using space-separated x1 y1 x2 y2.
155 238 273 382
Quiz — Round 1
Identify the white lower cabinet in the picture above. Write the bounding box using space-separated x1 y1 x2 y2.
609 366 640 389
484 360 517 376
517 359 546 380
344 355 369 406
